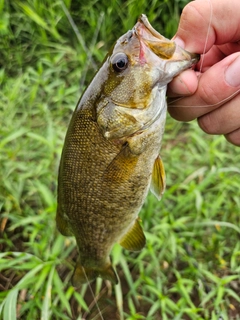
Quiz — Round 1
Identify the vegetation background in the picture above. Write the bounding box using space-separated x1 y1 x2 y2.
0 0 239 319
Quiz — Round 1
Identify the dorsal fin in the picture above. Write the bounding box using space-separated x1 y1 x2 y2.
150 155 166 200
119 218 146 251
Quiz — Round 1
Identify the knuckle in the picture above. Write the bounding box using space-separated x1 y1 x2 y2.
180 2 210 33
224 130 240 146
181 2 201 23
198 113 218 134
182 1 211 24
198 83 220 107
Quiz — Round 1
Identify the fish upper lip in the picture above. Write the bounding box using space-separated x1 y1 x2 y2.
191 53 200 64
137 14 165 41
134 15 177 61
134 15 157 41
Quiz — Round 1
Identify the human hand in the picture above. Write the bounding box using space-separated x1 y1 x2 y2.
167 0 240 146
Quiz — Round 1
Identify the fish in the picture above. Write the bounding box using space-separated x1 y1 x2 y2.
56 14 199 286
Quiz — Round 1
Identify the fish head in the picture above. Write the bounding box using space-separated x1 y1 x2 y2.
134 14 199 83
97 14 199 140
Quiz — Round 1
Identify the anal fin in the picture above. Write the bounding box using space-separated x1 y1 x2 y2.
150 155 166 200
119 218 146 251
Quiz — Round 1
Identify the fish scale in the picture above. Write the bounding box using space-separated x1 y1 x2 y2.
57 14 199 285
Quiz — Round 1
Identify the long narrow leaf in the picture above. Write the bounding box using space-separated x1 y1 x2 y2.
41 265 55 320
52 271 72 315
17 3 60 39
3 289 18 320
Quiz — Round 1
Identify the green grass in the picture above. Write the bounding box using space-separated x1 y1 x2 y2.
1 0 240 319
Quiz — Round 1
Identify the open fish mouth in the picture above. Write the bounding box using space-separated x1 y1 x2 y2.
134 14 199 65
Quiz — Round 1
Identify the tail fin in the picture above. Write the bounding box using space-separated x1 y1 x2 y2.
72 260 119 287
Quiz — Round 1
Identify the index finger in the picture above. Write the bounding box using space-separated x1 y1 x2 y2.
168 53 240 121
174 0 240 53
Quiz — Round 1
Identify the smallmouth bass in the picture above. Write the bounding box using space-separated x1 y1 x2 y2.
57 14 199 286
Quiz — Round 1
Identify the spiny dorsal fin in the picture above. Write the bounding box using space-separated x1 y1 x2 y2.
150 155 166 200
119 218 146 251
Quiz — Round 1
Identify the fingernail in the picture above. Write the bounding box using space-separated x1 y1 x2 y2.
173 36 185 49
225 55 240 87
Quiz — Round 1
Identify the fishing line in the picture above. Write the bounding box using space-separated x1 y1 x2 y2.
168 0 240 109
168 0 214 108
81 267 105 320
199 0 213 73
168 89 240 108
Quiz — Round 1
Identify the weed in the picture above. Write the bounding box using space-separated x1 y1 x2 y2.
1 0 240 319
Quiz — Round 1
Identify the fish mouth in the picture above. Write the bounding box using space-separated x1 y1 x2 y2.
134 14 199 66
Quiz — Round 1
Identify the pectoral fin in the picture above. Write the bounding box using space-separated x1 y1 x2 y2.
150 155 166 200
119 218 146 251
56 206 73 236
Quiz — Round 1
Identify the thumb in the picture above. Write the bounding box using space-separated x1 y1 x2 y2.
174 0 240 53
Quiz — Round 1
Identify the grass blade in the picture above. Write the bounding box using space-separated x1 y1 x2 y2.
3 289 18 320
41 265 55 320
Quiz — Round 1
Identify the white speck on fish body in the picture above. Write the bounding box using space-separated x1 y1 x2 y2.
104 131 110 139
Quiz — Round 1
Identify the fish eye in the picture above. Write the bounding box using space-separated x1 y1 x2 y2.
111 53 128 72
